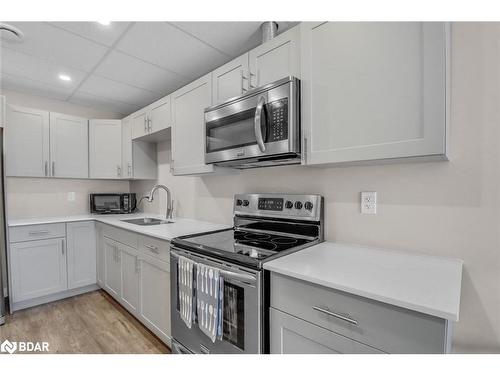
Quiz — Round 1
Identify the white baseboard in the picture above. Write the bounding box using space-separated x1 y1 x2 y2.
11 284 100 312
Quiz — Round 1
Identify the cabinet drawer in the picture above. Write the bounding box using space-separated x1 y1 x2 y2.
9 223 66 243
102 224 138 249
271 273 447 353
138 235 170 263
270 307 382 354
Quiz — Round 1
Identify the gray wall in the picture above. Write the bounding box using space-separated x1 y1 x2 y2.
131 23 500 353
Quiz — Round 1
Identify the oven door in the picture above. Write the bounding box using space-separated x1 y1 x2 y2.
204 77 299 164
170 247 261 354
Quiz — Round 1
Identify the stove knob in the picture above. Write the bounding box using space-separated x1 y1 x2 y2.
243 200 250 207
294 201 303 210
236 199 243 206
285 200 294 209
304 201 314 211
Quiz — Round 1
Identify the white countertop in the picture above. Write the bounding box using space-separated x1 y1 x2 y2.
264 242 463 321
8 214 229 242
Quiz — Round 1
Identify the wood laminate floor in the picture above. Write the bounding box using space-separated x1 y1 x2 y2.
0 290 170 354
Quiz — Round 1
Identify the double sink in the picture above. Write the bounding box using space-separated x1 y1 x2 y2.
121 217 174 226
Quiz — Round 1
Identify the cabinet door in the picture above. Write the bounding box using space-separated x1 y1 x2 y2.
150 96 171 133
104 237 121 299
10 238 67 303
301 22 448 166
89 119 122 179
5 105 50 177
96 224 105 288
120 244 140 314
121 117 133 179
270 308 382 354
66 221 96 289
171 73 214 175
139 253 170 341
212 54 250 104
131 109 149 139
49 112 88 178
249 26 300 88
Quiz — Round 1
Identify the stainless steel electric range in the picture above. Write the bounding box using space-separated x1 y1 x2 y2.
170 193 324 354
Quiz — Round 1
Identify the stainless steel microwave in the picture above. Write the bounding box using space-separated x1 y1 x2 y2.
204 76 300 168
89 193 136 214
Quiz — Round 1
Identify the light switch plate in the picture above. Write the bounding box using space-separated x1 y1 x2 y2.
67 192 76 202
361 192 377 214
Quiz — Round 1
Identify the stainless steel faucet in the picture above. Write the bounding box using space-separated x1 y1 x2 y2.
142 184 174 220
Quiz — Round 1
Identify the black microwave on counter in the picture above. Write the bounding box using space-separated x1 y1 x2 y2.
89 193 136 214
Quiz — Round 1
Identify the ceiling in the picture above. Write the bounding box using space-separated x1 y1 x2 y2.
0 22 297 116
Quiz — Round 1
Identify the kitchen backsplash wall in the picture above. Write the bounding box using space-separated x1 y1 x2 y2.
3 89 130 219
131 23 500 353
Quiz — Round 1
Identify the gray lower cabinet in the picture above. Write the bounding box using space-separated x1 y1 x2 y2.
270 308 382 354
97 224 171 346
270 273 451 354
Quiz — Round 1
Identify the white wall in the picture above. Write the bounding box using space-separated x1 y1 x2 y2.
131 23 500 353
2 89 130 220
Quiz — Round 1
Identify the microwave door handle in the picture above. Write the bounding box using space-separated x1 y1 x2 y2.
254 95 266 152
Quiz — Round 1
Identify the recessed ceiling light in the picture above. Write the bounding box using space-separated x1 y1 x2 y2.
58 74 72 82
97 21 111 26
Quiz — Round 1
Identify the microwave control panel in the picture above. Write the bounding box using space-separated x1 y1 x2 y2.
268 98 288 142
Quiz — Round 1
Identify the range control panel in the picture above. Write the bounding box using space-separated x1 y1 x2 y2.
234 193 323 222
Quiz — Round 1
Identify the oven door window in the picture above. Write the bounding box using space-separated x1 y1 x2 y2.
206 108 263 153
223 282 245 350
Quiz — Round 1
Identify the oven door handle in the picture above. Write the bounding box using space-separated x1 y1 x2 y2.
254 95 266 152
171 250 257 284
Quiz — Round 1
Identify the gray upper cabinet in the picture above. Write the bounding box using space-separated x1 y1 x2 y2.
5 105 50 177
171 73 214 176
122 116 157 180
301 22 449 166
249 25 300 88
49 112 88 178
212 54 250 105
89 119 122 179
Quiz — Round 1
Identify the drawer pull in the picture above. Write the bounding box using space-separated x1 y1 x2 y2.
145 244 159 253
312 306 358 325
28 230 50 236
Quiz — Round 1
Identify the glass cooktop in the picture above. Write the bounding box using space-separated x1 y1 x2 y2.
173 228 312 268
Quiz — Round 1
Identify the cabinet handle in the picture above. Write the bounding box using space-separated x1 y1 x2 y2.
117 165 121 177
52 161 55 177
44 161 48 177
312 306 358 325
144 117 147 132
28 230 50 236
61 239 65 255
128 162 132 177
303 137 308 164
145 244 159 253
241 70 248 94
148 117 152 132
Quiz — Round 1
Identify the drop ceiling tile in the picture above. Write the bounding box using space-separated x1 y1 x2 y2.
0 22 108 71
1 48 87 90
171 22 263 56
77 75 160 107
69 91 140 116
94 50 188 95
49 22 131 47
116 22 229 78
1 73 72 101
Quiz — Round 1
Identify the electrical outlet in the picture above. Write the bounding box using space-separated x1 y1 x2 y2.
67 192 76 202
361 192 377 214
